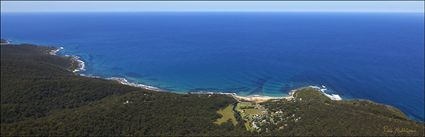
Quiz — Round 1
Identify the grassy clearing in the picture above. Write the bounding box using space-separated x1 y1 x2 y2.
244 109 264 115
236 102 266 116
214 104 238 126
235 102 268 131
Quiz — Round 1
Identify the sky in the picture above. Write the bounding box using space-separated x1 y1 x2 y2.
1 1 424 13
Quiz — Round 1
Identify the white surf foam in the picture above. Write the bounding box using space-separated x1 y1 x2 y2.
309 85 342 100
48 46 167 92
106 77 165 92
49 47 63 55
71 56 86 73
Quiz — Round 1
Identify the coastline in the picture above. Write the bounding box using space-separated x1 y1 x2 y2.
48 46 63 55
308 85 342 100
106 77 166 92
49 46 166 92
69 56 86 73
48 46 86 73
4 40 424 124
0 39 10 45
49 46 343 103
229 85 342 103
3 40 424 136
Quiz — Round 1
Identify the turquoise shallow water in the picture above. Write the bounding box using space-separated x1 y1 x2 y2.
1 12 424 121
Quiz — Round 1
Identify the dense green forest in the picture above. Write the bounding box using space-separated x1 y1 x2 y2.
258 88 424 136
1 41 423 136
0 42 249 136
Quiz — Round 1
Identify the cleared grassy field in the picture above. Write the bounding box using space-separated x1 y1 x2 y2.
236 102 265 116
235 102 268 131
244 109 264 115
214 104 238 126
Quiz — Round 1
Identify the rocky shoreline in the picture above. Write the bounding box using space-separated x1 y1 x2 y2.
48 45 343 103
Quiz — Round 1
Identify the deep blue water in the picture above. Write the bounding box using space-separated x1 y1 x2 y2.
1 12 424 121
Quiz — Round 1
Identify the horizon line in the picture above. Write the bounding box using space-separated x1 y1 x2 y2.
1 1 423 13
2 11 424 13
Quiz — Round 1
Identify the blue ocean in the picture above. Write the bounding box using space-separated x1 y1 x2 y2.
1 12 424 121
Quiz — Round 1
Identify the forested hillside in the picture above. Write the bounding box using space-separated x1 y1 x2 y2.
1 41 423 136
258 88 424 136
0 43 248 136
